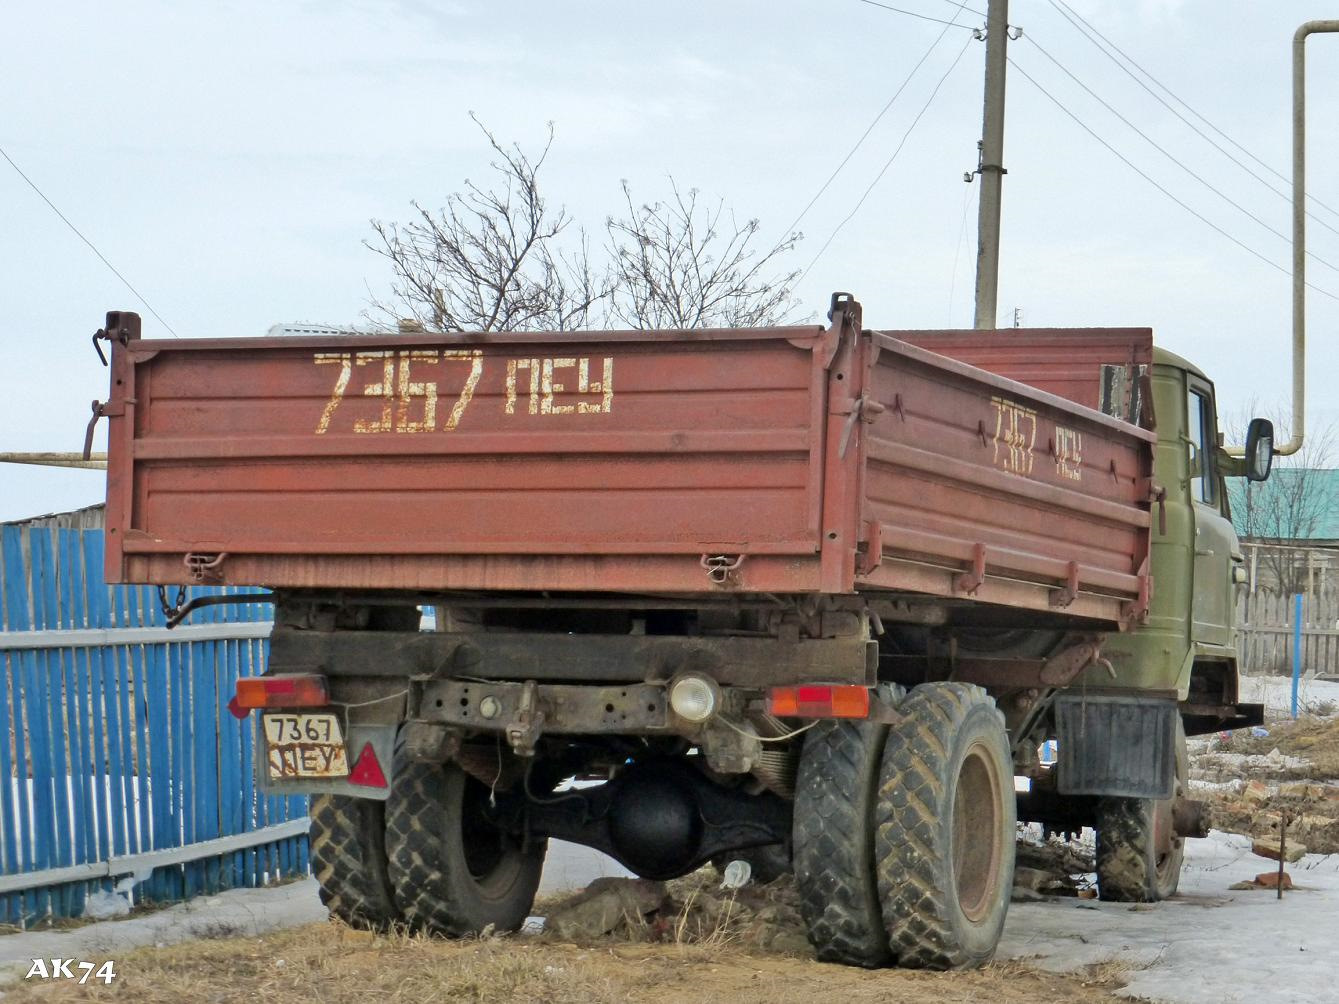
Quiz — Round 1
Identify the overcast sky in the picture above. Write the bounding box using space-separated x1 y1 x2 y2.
2 0 1337 521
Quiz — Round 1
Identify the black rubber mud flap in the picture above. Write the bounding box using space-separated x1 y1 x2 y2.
1055 695 1178 798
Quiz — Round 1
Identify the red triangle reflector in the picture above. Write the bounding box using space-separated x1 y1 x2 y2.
226 695 247 720
348 743 387 788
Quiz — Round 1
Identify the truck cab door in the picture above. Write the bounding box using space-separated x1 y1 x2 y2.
1187 381 1235 647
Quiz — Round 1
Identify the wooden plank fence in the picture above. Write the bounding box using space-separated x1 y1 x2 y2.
0 515 306 927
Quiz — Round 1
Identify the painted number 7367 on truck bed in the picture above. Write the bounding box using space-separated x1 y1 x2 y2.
313 349 614 435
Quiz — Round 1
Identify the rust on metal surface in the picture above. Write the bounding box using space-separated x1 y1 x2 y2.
851 330 1154 626
100 306 1156 628
891 327 1155 423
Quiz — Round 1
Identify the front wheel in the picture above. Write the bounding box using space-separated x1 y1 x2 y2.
385 758 546 935
1095 719 1188 902
875 682 1016 970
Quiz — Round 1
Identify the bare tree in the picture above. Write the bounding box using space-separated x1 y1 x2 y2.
367 115 606 333
605 180 800 329
1230 405 1337 594
368 120 799 333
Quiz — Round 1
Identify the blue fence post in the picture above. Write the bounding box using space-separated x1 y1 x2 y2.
31 530 75 918
1292 592 1303 719
78 533 113 899
59 530 97 912
0 551 21 924
3 525 47 923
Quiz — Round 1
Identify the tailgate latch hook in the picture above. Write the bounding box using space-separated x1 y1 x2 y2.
701 554 745 586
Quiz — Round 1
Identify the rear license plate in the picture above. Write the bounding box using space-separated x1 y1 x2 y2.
262 713 349 780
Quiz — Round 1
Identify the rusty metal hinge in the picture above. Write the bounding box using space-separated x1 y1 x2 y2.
1143 479 1167 535
954 543 987 595
184 552 229 582
838 395 886 458
856 520 884 575
1121 559 1153 625
1049 561 1081 609
82 399 126 460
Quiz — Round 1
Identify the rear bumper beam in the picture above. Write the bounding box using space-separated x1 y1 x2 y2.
267 628 878 688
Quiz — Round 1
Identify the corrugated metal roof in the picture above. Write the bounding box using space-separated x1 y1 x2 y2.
1227 469 1339 541
1 504 106 530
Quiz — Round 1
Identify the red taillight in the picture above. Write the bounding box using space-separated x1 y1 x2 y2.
767 684 870 719
234 674 330 710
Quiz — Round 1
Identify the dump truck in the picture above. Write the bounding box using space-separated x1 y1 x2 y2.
91 292 1271 969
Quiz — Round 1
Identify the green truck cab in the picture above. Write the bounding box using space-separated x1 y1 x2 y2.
1093 348 1268 728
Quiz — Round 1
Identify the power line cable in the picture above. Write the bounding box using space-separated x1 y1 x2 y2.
801 32 976 283
0 144 180 337
1049 0 1339 224
1023 35 1339 278
855 0 977 30
936 0 986 19
1046 0 1339 238
774 1 977 254
776 0 974 267
1008 57 1339 303
947 177 974 325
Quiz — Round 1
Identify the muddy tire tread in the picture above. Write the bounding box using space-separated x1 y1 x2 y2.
875 683 1013 970
793 719 892 967
385 761 543 936
308 794 399 930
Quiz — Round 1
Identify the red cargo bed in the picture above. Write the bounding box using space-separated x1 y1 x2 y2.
100 300 1154 625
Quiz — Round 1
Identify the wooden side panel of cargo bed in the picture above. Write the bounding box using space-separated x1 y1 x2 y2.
854 334 1155 625
105 327 833 592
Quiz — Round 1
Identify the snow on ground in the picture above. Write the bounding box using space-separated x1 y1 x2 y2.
1 832 1335 1001
1238 674 1339 719
998 830 1339 1004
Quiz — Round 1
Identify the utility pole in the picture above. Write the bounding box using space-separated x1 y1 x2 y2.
972 0 1009 329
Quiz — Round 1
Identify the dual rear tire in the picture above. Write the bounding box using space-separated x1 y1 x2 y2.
307 757 545 935
793 683 1016 970
313 683 1017 970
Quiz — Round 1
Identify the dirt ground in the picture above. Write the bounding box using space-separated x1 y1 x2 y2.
1 921 1131 1004
10 675 1335 1003
1191 710 1339 854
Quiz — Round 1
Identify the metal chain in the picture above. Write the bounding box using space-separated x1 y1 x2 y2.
157 584 187 619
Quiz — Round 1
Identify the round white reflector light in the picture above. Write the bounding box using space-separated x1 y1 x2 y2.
669 675 719 723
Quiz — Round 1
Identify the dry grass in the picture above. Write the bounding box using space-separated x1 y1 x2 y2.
1229 714 1339 778
1 920 1133 1004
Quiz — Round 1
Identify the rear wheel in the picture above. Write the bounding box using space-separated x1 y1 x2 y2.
308 794 399 930
792 718 892 967
385 758 546 935
1095 719 1188 902
875 683 1015 970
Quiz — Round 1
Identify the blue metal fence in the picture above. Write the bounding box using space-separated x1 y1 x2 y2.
0 517 307 927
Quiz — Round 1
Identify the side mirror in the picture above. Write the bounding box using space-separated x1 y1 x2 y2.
1244 418 1274 482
